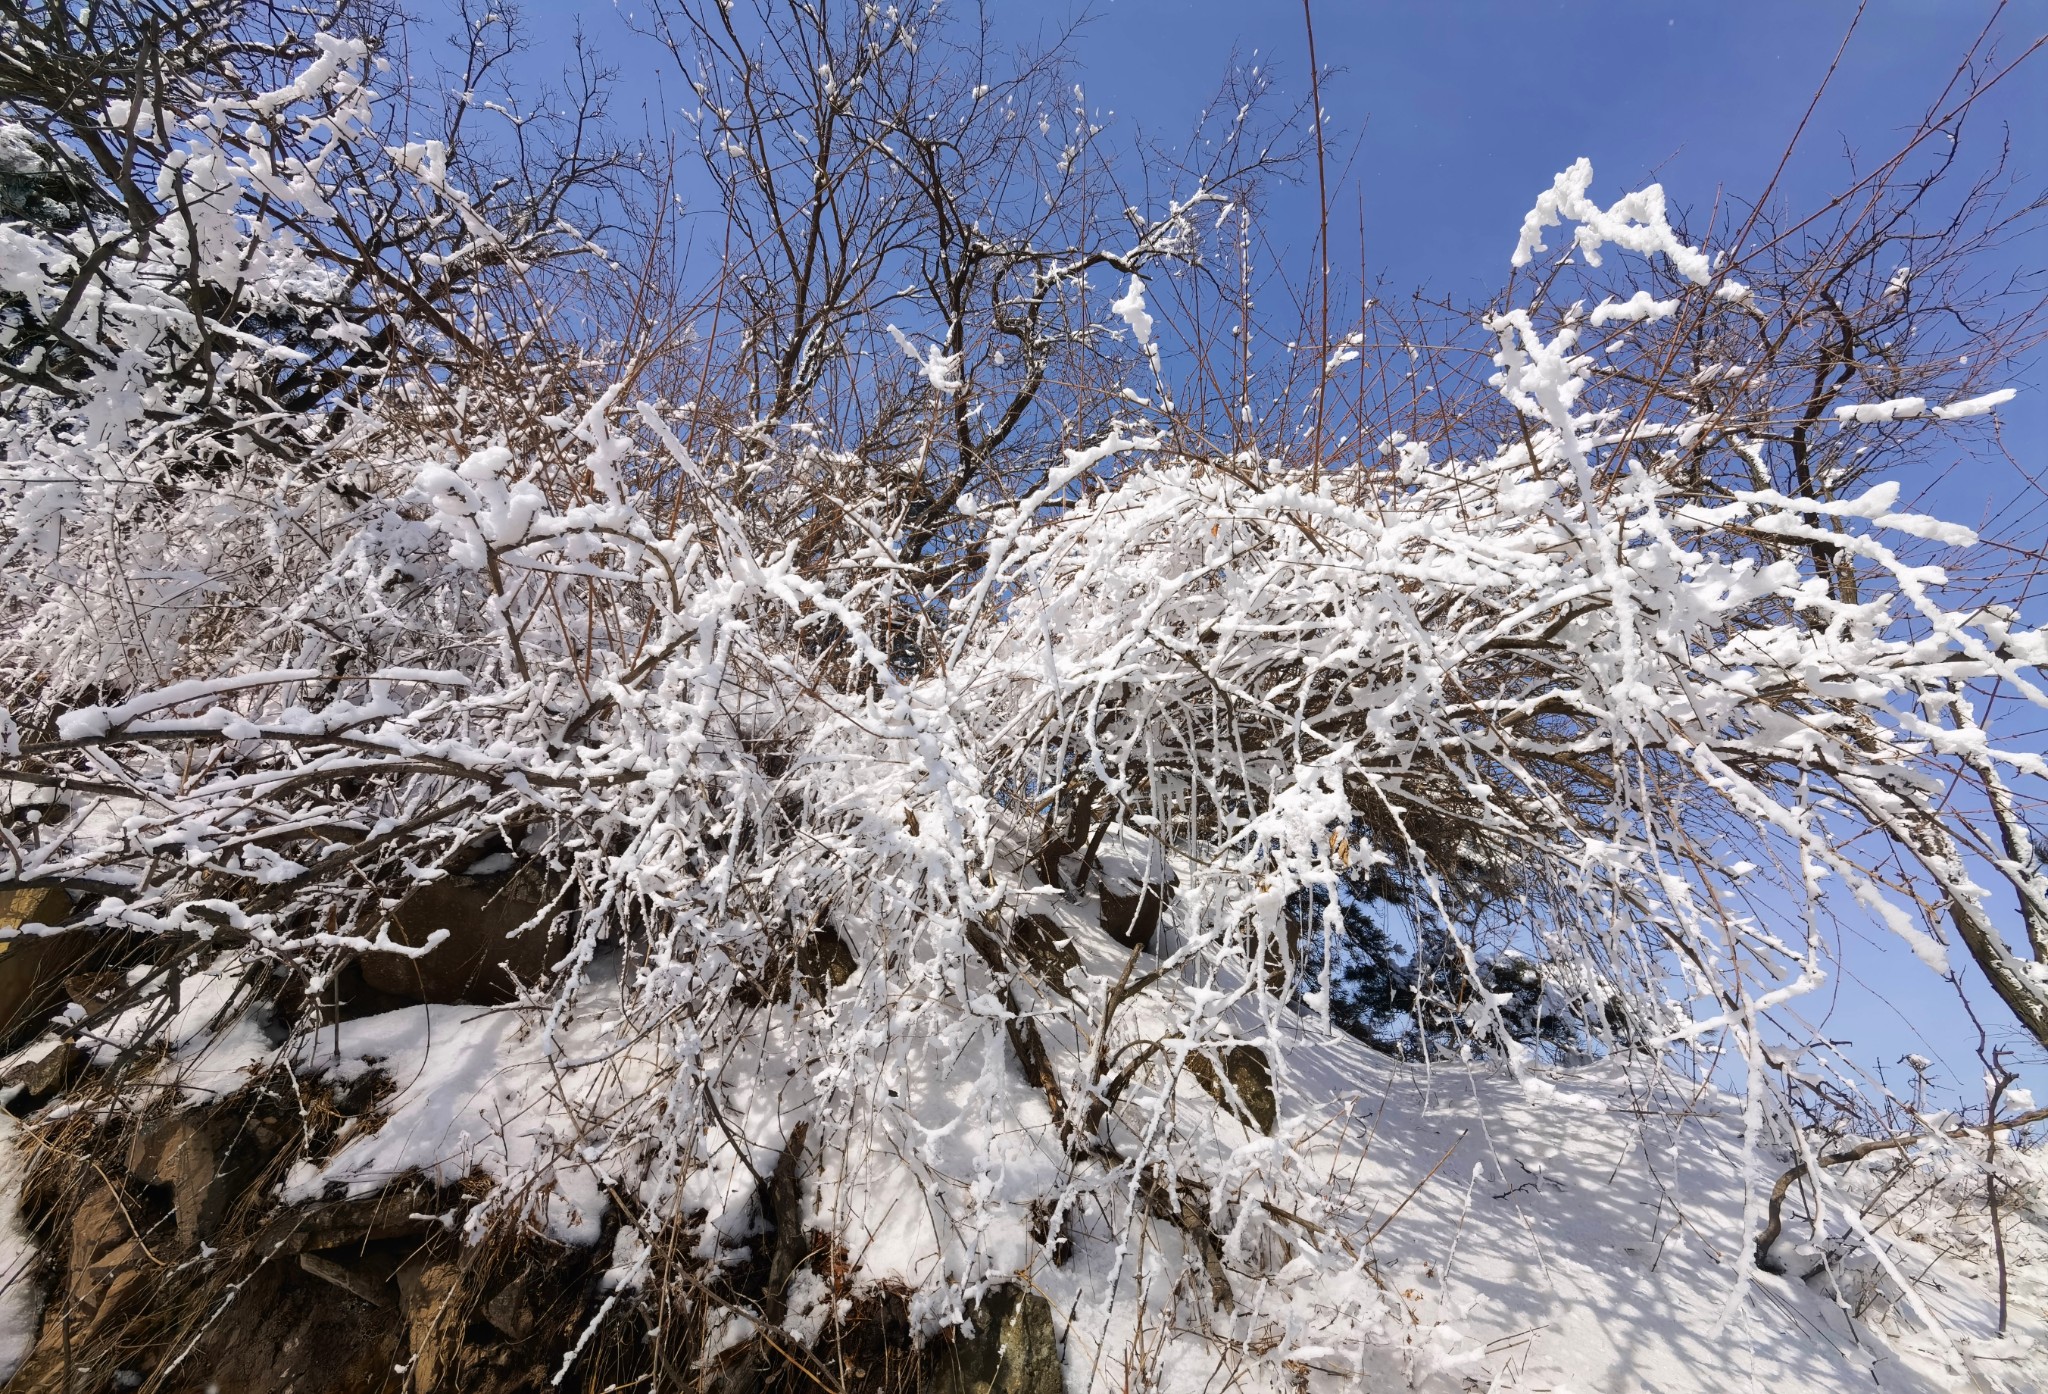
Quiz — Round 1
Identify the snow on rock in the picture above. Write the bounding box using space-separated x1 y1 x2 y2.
345 1002 2046 1391
84 955 283 1102
243 880 2046 1393
285 975 643 1246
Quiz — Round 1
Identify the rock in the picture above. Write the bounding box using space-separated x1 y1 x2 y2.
5 1180 151 1392
126 1111 244 1250
760 1122 811 1322
61 968 130 1015
359 858 562 1005
1036 825 1177 950
125 1099 292 1252
795 925 856 1000
1027 1197 1072 1266
481 1272 535 1341
0 887 70 937
64 1181 149 1343
298 1250 396 1310
926 1284 1063 1394
395 1254 468 1391
1185 1044 1276 1134
263 1178 443 1255
0 1037 87 1107
1087 829 1176 949
705 1342 769 1394
1098 883 1169 950
14 1174 428 1394
0 887 90 1046
1009 914 1080 993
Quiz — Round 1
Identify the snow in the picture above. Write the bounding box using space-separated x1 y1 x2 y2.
1588 290 1678 326
2 923 2039 1392
889 325 966 393
286 984 635 1246
1934 388 2017 419
1836 398 1929 423
1255 1036 2035 1392
1512 158 1711 284
1111 274 1154 347
237 936 2048 1391
84 956 285 1102
1829 391 2012 424
0 1115 39 1383
3 35 2045 1387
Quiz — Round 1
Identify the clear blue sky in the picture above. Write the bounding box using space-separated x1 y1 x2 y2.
488 0 2048 1101
1045 5 2048 1101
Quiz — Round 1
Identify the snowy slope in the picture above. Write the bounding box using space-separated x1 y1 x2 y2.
233 907 2041 1394
1258 1035 2038 1392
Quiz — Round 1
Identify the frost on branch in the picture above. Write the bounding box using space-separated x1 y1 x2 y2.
2 7 2046 1389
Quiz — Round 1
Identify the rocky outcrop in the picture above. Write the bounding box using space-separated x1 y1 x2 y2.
1 1079 1016 1394
1185 1043 1277 1134
926 1285 1064 1394
1035 825 1177 950
0 889 86 1048
358 857 563 1005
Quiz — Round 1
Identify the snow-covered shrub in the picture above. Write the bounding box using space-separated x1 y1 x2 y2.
3 3 2047 1390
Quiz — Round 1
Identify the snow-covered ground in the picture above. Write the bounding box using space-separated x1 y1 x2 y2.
1255 1038 2041 1392
0 1115 41 1384
51 926 2023 1394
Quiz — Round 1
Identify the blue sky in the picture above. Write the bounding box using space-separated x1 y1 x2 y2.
1037 2 2048 1097
484 0 2048 1100
1062 2 2042 291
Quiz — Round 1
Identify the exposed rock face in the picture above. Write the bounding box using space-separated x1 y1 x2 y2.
0 888 86 1047
124 1106 294 1252
1009 914 1081 993
395 1254 469 1391
9 1154 403 1393
127 1111 238 1252
0 1059 1003 1394
358 859 562 1005
1185 1044 1277 1134
62 1181 152 1350
926 1285 1064 1394
1036 825 1177 950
